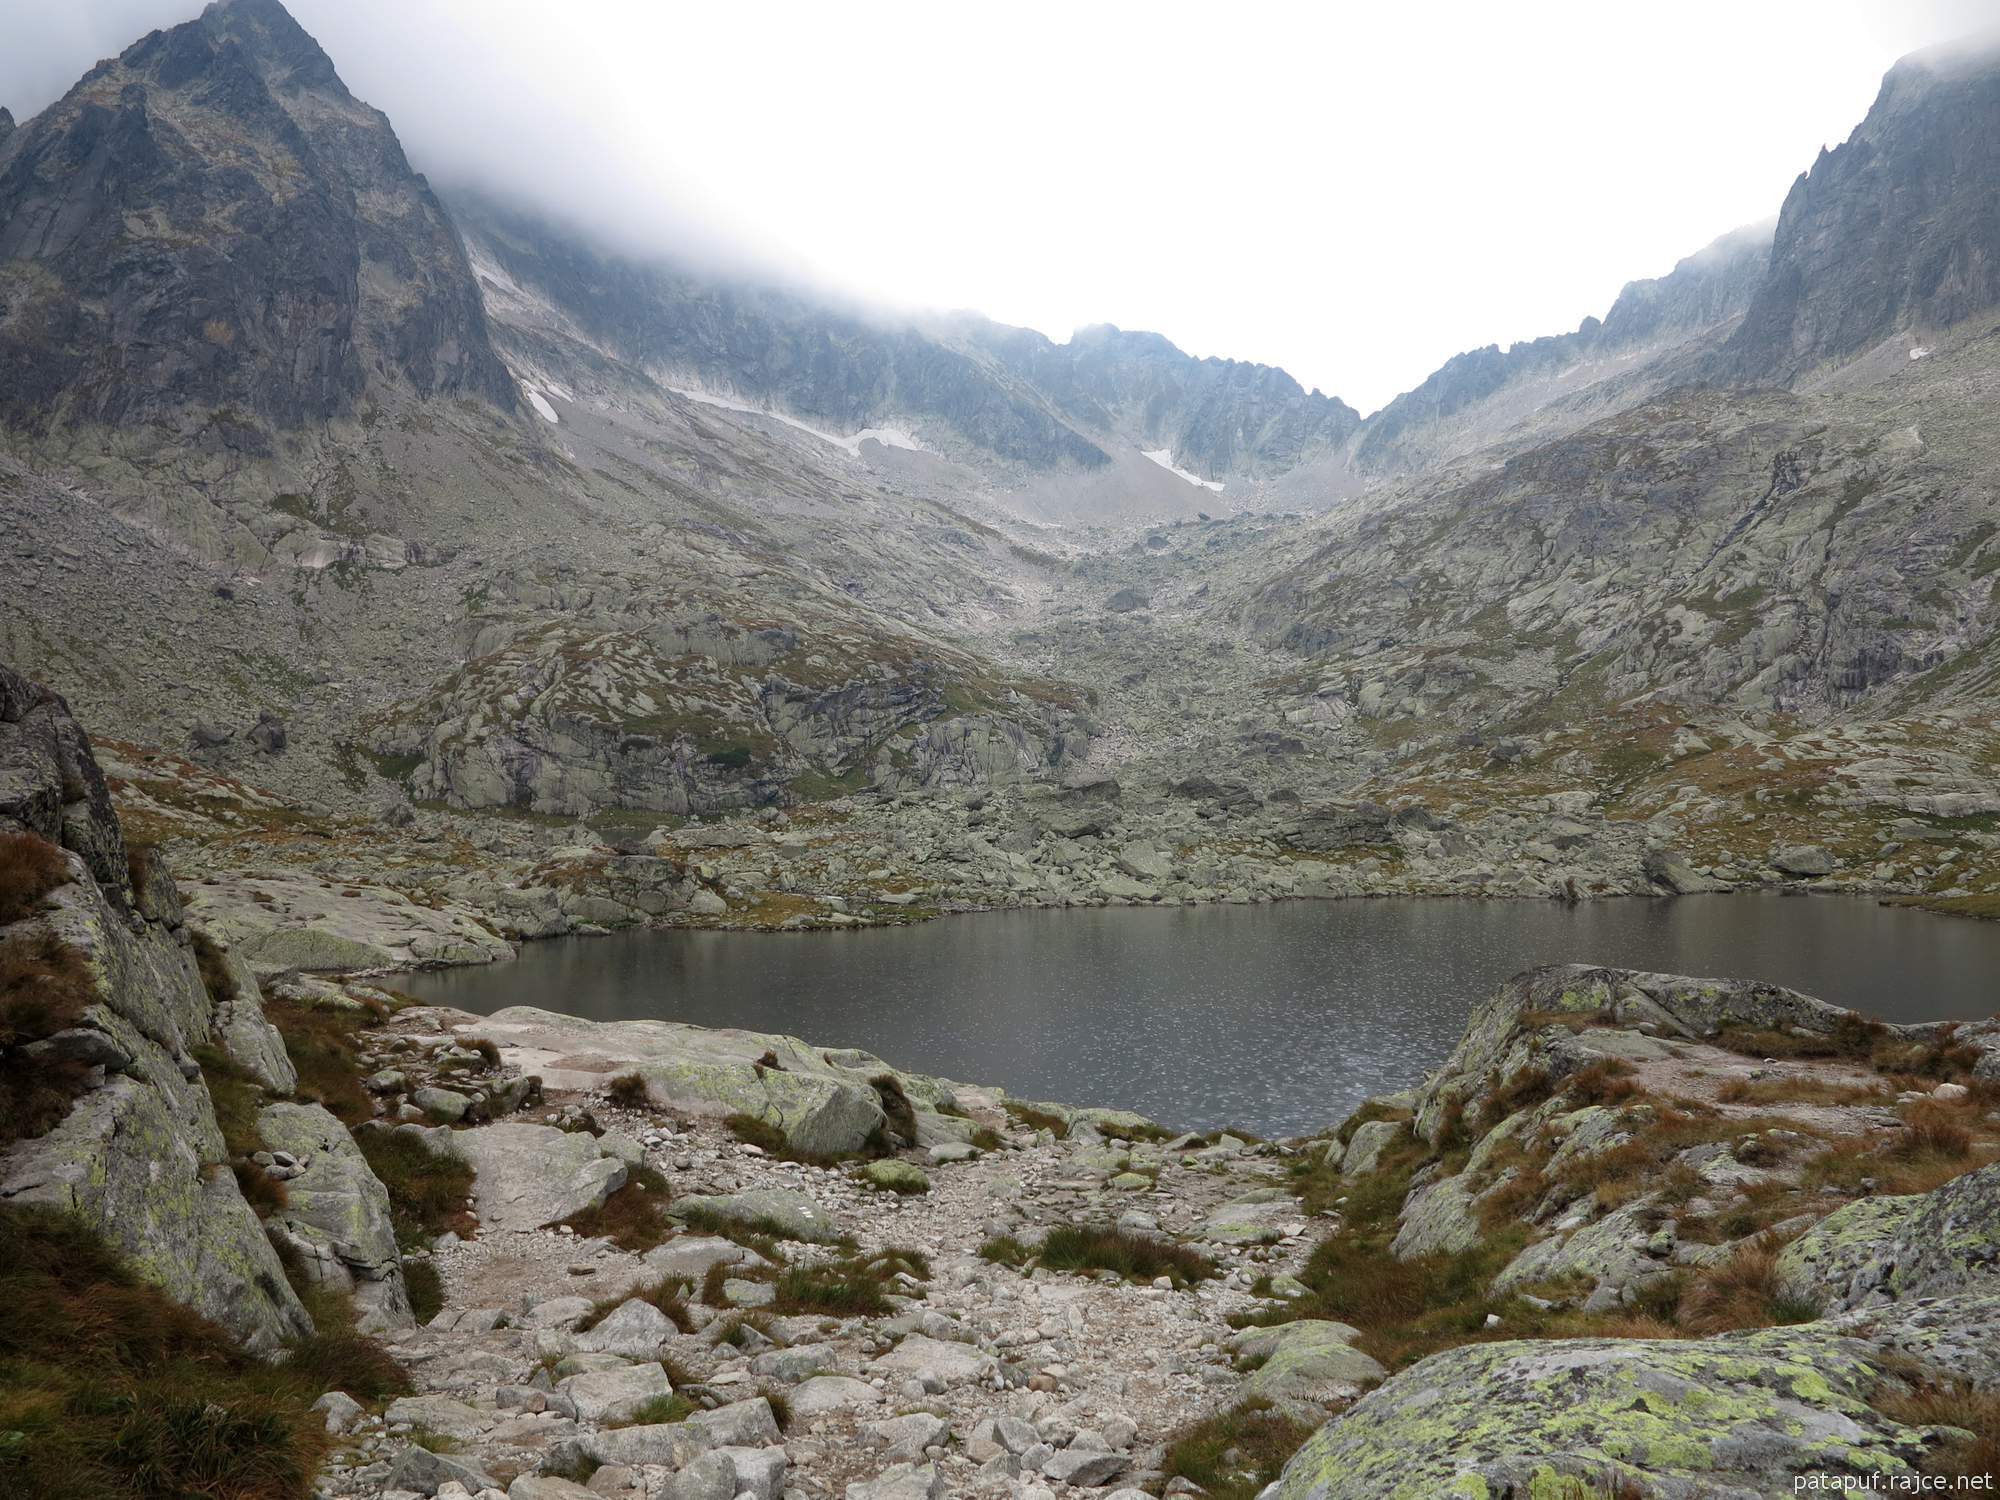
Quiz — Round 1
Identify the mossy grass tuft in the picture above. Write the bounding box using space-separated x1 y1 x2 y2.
1002 1101 1070 1138
1031 1225 1216 1287
1161 1399 1317 1500
607 1072 650 1109
0 830 69 924
354 1128 476 1252
0 1202 408 1500
266 999 373 1125
559 1164 675 1253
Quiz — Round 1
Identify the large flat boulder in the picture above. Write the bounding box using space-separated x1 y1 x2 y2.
1230 1321 1386 1414
421 1121 629 1232
464 1007 911 1157
183 873 513 973
670 1188 845 1245
1274 1325 1942 1499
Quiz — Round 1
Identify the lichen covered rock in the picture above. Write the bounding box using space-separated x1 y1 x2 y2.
1274 1327 1941 1500
260 1101 413 1332
1777 1162 2000 1312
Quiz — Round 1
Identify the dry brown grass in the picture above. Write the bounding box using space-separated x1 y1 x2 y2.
1519 1009 1613 1034
265 999 373 1126
1874 1377 2000 1485
1565 1058 1641 1107
0 931 93 1047
607 1072 649 1109
0 830 70 924
0 1202 408 1500
0 934 98 1150
559 1164 674 1253
1677 1235 1817 1334
1714 1014 1885 1063
1162 1401 1319 1500
1892 1103 1975 1163
1715 1076 1888 1107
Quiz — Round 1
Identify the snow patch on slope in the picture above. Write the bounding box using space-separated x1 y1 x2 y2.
1142 449 1224 491
670 386 928 457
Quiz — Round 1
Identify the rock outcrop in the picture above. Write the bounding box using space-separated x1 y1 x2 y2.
1275 1305 1995 1500
463 1005 975 1158
260 1101 415 1332
0 0 514 436
0 662 310 1350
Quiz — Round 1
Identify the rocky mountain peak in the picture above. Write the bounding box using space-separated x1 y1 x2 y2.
199 0 353 98
0 0 513 437
1722 30 2000 381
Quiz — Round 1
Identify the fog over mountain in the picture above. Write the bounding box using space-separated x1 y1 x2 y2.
4 0 1993 412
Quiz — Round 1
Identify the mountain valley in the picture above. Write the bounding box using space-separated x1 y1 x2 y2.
6 5 2000 1498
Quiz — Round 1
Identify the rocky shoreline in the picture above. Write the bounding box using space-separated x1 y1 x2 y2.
7 663 2000 1500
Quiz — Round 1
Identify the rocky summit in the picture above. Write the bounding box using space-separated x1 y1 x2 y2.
4 2 2000 1497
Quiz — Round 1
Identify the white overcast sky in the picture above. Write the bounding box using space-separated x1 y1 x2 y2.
3 0 1996 413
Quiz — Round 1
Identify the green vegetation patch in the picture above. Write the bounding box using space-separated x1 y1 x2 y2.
0 1203 407 1500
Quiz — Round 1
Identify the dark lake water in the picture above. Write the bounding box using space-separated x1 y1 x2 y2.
396 894 2000 1137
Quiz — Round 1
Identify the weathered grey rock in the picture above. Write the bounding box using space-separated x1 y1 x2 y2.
200 936 298 1092
643 1234 771 1280
749 1343 834 1382
1229 1321 1386 1413
1339 1120 1405 1177
1273 1325 1944 1500
867 1333 996 1387
860 1159 930 1194
510 1476 599 1500
791 1375 885 1415
1201 1187 1295 1245
1642 847 1724 894
866 1412 950 1462
423 1122 629 1232
670 1188 844 1244
1389 1173 1483 1260
571 1297 674 1358
1772 844 1837 877
558 1362 672 1423
313 1390 366 1434
845 1463 944 1500
1492 1200 1674 1303
183 874 513 973
0 670 311 1353
386 1394 487 1442
463 1008 900 1157
413 1085 474 1122
260 1101 414 1332
388 1443 499 1497
1776 1161 2000 1312
713 1443 789 1500
1043 1449 1128 1487
660 1450 738 1500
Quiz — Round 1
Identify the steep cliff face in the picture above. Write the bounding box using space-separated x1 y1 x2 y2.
454 192 1362 485
454 192 1108 471
1725 35 2000 381
0 0 513 437
1351 220 1773 477
0 661 313 1352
